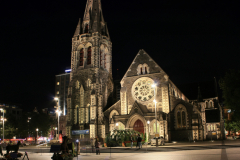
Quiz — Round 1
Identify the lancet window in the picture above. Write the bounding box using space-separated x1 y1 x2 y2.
175 105 188 129
87 47 92 65
79 49 84 66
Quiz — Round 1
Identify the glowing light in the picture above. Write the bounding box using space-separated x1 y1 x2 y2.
116 123 118 126
153 99 157 103
54 97 58 101
36 128 39 131
147 120 150 124
152 84 156 88
65 69 71 73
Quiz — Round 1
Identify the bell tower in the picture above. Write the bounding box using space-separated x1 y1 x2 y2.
67 0 113 140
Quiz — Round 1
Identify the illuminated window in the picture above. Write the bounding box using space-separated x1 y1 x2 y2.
57 91 59 94
153 122 160 133
57 82 60 85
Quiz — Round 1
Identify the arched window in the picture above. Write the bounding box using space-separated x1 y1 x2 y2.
87 47 91 65
175 104 188 129
84 24 89 33
104 54 106 68
153 122 160 133
145 67 147 74
206 102 208 108
210 124 213 131
210 101 213 108
182 111 186 128
79 48 84 66
177 112 181 128
140 68 143 74
208 125 210 131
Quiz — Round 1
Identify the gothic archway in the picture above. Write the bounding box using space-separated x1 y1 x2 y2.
133 119 144 133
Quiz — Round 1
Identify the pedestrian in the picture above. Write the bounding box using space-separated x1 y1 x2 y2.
130 135 133 148
95 136 100 155
137 134 142 149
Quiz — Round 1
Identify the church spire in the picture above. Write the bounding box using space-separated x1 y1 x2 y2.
82 0 106 34
73 18 81 37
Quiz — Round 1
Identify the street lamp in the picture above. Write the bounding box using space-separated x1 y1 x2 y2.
0 109 6 143
55 97 62 140
147 120 150 142
56 110 62 140
36 128 39 144
28 117 31 137
152 84 158 147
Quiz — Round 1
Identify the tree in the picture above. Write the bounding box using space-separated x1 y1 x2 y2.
219 69 240 119
225 119 240 134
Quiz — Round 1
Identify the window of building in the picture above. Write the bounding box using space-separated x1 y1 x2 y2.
57 91 59 94
175 105 187 129
104 54 106 68
137 64 149 75
153 122 160 133
57 82 60 85
206 102 208 108
87 47 91 65
79 49 84 66
210 101 213 108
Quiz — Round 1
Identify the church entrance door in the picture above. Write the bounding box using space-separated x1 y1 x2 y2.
133 119 144 133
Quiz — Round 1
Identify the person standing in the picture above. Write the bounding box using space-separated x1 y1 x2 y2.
95 136 100 155
137 134 142 149
130 135 133 148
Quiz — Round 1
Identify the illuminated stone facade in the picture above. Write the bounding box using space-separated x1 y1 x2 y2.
104 50 224 141
66 0 113 140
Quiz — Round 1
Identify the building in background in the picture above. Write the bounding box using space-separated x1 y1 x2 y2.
55 68 71 115
0 103 22 120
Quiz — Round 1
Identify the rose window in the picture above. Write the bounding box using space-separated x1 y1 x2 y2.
132 78 155 102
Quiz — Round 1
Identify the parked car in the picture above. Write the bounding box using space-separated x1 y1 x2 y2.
151 137 165 146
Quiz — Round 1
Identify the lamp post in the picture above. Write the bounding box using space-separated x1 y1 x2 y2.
147 120 150 142
28 117 31 137
0 109 5 143
152 84 158 147
36 128 39 144
55 97 62 140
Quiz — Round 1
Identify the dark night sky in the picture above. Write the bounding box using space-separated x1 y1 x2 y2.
0 0 239 111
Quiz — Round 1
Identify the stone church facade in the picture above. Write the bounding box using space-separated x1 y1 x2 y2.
66 0 224 142
66 0 113 140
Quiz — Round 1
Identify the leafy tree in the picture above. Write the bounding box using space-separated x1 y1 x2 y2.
225 119 240 134
219 70 240 119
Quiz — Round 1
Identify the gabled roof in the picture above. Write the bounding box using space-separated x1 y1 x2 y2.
121 49 167 83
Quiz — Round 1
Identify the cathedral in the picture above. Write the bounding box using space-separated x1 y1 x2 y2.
66 0 224 142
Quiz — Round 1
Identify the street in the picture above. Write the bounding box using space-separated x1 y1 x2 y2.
2 140 240 160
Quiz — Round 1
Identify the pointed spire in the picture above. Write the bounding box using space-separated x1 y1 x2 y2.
197 85 203 102
82 0 107 35
73 18 81 37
